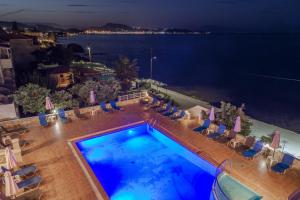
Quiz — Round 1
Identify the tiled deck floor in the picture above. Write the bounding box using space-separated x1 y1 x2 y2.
19 104 300 200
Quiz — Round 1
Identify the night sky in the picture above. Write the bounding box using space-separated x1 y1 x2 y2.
0 0 300 31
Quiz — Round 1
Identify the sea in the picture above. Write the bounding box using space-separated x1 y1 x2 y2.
59 34 300 133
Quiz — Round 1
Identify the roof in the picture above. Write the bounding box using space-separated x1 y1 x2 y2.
39 66 71 74
8 33 32 40
0 43 10 48
0 29 9 42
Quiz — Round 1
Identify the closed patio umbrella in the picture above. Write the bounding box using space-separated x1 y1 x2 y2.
5 147 18 170
45 96 54 110
209 107 215 121
271 130 281 158
89 91 96 105
4 171 19 197
233 116 241 133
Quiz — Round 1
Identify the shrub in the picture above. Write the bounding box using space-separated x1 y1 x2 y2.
13 83 50 114
69 80 120 105
51 90 75 109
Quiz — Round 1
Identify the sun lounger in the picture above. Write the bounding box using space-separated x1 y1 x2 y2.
171 110 185 120
110 100 122 111
57 109 69 123
17 176 42 190
271 153 295 174
2 165 37 178
242 141 263 158
73 107 89 120
207 124 226 140
38 113 48 127
100 102 112 113
163 106 177 116
193 119 211 133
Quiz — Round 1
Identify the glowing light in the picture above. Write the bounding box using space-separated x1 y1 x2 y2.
127 130 138 136
111 185 151 200
85 148 108 163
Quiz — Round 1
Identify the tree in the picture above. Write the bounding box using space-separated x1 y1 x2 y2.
17 71 56 90
114 56 138 91
13 84 50 114
51 90 75 109
48 45 74 66
216 101 253 136
67 43 84 53
69 80 120 105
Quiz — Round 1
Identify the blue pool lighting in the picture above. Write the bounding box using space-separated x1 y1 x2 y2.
76 123 217 200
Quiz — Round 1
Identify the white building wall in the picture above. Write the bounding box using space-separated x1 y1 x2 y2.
0 103 17 120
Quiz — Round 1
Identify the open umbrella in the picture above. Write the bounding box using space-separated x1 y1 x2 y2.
209 107 215 121
45 96 54 110
4 171 19 197
5 147 17 170
271 130 281 158
89 91 96 105
233 116 241 133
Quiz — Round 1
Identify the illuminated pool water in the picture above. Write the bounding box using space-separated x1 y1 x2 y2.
76 124 216 200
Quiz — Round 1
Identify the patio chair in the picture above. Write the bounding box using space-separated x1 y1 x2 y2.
57 109 69 123
73 107 89 120
17 176 42 190
15 188 43 200
193 119 211 133
171 110 185 120
288 188 300 200
150 100 163 109
207 124 226 140
163 106 177 116
38 113 48 127
271 153 295 174
242 140 264 159
0 125 28 135
218 130 237 143
100 102 112 113
235 136 256 152
110 100 122 111
1 165 37 178
157 101 171 113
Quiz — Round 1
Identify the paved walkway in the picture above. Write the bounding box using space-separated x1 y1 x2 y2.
153 85 300 159
18 104 300 199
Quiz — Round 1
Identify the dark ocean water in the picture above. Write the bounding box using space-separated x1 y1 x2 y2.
59 34 300 132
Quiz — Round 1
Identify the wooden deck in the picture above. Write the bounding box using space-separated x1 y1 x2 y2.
19 103 300 200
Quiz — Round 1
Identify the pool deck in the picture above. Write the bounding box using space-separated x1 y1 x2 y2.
17 103 300 200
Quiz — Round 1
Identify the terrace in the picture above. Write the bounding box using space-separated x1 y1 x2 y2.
1 99 299 200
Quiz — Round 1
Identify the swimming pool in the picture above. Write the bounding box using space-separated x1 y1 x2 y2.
75 123 217 200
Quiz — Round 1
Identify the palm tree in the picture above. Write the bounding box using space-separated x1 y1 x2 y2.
114 56 139 91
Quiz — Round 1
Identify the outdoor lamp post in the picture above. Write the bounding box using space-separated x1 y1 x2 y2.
87 46 92 62
150 48 157 79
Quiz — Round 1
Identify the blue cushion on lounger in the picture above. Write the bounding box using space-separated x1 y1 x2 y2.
17 176 42 189
193 119 211 132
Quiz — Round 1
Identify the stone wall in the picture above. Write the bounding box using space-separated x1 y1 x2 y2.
0 97 142 129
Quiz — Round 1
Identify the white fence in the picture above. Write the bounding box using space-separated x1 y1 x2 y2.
118 91 148 102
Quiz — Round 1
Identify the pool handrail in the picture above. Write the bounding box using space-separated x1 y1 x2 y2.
212 159 232 200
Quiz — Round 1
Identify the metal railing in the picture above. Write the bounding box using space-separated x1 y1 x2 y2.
118 91 148 102
212 159 232 200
